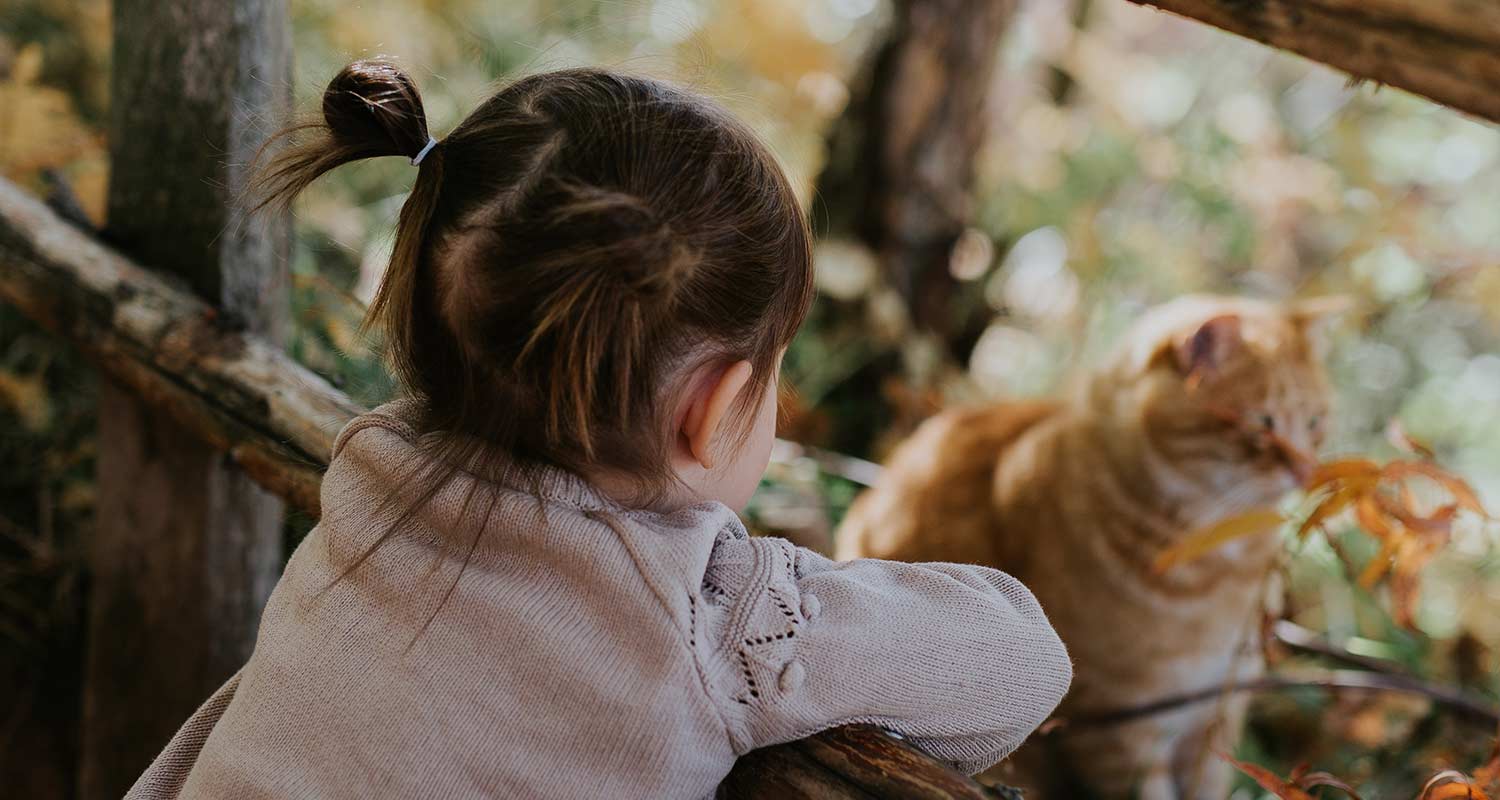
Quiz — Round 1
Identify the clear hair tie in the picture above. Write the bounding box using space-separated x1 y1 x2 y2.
411 136 439 166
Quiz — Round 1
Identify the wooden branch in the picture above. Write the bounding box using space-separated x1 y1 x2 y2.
1123 0 1500 122
722 725 1003 800
0 175 1000 798
0 178 360 518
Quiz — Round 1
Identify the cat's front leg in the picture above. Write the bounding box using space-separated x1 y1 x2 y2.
1180 756 1234 800
1136 766 1177 800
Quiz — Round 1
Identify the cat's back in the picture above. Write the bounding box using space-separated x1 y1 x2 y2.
836 400 1058 565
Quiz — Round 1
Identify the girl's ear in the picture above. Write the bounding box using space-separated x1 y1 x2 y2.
682 360 754 470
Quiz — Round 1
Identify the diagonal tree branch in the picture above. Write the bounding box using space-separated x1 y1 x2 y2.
1123 0 1500 122
0 178 359 517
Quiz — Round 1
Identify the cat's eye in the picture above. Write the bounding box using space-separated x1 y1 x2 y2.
1259 414 1275 430
1308 415 1322 430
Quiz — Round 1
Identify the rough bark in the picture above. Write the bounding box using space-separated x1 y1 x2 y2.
1125 0 1500 123
813 0 1018 339
721 725 1008 799
78 1 293 796
0 178 996 798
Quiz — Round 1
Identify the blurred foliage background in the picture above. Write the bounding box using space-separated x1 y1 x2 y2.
2 0 1498 795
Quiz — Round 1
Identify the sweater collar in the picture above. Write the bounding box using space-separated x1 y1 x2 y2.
327 397 748 563
338 397 625 513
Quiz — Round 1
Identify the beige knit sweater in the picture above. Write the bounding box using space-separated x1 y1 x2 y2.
127 400 1071 799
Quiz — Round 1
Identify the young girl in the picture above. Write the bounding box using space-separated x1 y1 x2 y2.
128 61 1071 799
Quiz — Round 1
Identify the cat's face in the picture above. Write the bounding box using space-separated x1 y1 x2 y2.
1099 296 1341 498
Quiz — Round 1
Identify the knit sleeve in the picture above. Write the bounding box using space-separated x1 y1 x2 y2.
690 533 1072 776
124 669 240 799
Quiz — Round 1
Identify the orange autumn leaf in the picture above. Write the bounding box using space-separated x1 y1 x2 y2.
1297 484 1367 540
1420 770 1491 800
1154 508 1286 573
1299 456 1488 629
1404 725 1500 799
1376 494 1460 535
1474 732 1500 791
1355 493 1395 541
1381 462 1487 516
1358 538 1398 588
1306 458 1383 490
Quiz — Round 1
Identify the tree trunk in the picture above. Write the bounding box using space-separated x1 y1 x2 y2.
813 0 1018 339
79 2 291 797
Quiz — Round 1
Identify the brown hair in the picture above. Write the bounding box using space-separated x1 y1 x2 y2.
253 60 813 632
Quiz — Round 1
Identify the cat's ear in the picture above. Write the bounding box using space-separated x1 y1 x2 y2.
1171 314 1244 378
1288 295 1355 334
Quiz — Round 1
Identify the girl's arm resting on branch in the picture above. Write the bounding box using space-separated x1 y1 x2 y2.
698 537 1072 775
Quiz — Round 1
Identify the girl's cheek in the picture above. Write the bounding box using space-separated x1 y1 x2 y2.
744 384 779 479
759 379 779 449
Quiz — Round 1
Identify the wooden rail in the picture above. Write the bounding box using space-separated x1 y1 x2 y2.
0 176 1003 798
0 178 358 517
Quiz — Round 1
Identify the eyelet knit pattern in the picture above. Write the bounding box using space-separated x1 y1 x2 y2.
126 401 1072 798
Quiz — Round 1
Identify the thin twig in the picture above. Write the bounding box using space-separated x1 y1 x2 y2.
771 439 884 487
1271 620 1413 676
1057 669 1500 730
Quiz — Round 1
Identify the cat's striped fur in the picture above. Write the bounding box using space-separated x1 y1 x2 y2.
836 296 1336 799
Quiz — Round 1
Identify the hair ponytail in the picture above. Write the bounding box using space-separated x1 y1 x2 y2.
248 59 436 213
246 59 446 405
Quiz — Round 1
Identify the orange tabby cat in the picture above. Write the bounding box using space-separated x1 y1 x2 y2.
836 296 1337 799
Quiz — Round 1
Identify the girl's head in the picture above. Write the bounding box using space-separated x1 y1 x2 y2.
257 60 813 510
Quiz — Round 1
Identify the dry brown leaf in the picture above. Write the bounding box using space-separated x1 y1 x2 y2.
1222 755 1363 800
1215 749 1500 800
1223 754 1319 800
0 369 52 431
1292 764 1365 799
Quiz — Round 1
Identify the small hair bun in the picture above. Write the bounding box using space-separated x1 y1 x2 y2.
321 59 432 163
547 183 696 303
